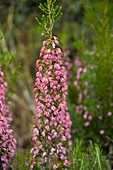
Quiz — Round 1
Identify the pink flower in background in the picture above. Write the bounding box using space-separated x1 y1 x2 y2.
0 67 17 170
78 93 82 103
84 121 90 127
75 58 81 67
74 80 78 86
99 130 105 135
83 113 88 119
98 116 102 120
107 112 112 116
88 115 92 120
31 37 72 169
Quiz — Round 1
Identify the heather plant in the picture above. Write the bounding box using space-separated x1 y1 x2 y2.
30 0 72 169
68 53 97 142
83 0 113 147
0 67 17 170
68 0 113 150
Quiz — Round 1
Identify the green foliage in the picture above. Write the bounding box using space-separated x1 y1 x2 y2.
0 34 19 96
84 0 113 141
35 0 62 39
14 151 29 170
71 140 108 170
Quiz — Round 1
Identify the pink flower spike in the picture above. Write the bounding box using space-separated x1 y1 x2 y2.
30 37 72 169
0 67 16 169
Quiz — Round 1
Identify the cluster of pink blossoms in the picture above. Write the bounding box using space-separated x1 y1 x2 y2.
31 36 72 169
0 67 17 170
73 56 109 136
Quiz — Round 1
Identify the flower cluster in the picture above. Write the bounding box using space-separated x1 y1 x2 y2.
31 37 72 169
72 55 113 142
0 67 17 170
